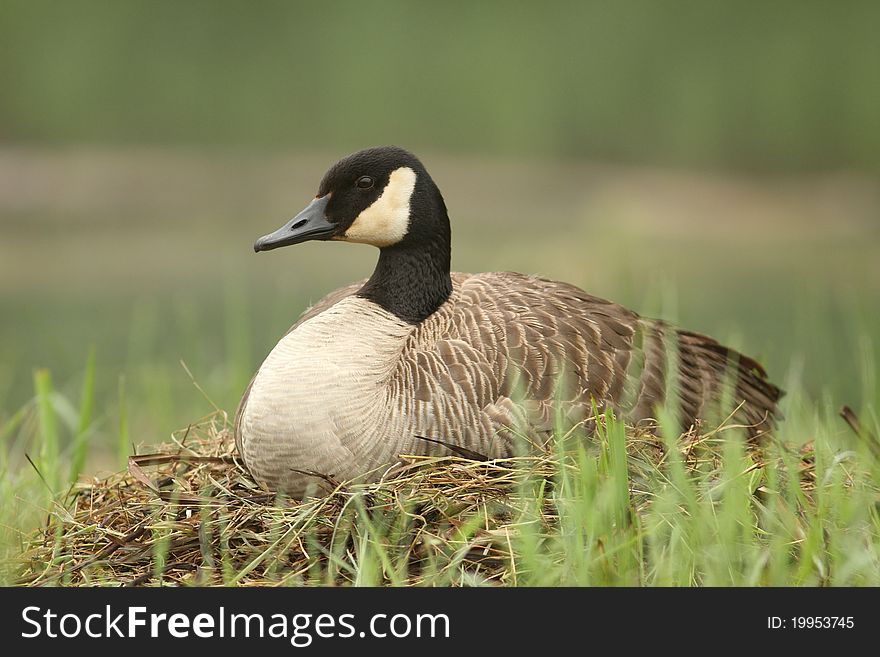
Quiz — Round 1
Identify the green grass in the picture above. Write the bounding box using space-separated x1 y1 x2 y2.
7 395 880 586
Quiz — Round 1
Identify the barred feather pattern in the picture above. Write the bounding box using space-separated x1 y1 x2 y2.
235 272 781 496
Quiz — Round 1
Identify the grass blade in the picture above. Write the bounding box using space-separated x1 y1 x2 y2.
70 346 96 483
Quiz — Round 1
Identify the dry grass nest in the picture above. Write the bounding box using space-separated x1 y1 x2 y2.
18 411 821 587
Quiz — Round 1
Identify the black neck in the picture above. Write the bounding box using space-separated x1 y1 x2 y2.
357 231 452 324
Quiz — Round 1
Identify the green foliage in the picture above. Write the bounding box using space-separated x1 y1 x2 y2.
9 403 880 586
33 369 60 492
70 346 96 484
1 0 878 171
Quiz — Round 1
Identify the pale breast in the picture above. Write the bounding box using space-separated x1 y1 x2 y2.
238 296 413 494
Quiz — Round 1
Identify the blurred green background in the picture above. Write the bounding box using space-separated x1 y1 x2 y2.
1 0 878 473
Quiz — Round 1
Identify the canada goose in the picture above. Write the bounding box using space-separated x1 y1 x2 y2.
235 146 782 496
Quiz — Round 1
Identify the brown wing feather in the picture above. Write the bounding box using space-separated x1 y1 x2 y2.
396 273 640 447
673 329 782 437
403 272 781 445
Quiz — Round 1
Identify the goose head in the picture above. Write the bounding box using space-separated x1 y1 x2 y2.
254 146 449 253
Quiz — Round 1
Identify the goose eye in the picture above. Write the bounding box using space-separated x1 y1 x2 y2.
356 176 374 190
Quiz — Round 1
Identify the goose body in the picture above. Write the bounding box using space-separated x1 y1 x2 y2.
235 147 781 496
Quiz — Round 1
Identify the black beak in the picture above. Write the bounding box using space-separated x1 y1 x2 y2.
254 196 335 253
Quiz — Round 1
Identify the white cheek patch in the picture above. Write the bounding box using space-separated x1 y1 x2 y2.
342 166 417 247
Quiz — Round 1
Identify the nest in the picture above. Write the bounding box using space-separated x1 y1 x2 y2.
17 412 817 587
